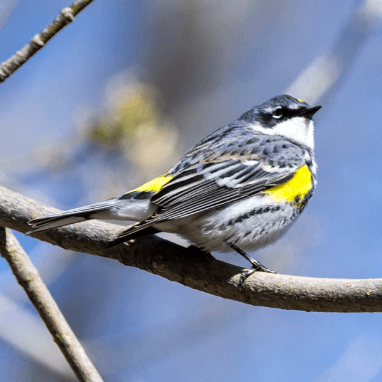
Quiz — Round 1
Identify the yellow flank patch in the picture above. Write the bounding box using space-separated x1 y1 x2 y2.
264 166 312 203
131 174 174 193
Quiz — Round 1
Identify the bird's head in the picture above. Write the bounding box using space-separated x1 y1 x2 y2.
240 94 321 149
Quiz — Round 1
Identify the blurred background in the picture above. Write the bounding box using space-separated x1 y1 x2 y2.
1 0 382 380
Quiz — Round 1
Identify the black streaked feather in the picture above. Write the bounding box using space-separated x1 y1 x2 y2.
109 131 310 244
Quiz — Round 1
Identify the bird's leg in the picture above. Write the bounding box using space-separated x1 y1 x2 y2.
225 241 277 285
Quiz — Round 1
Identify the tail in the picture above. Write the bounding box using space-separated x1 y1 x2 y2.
27 200 117 235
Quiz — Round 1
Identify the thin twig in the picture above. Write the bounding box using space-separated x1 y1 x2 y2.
1 185 382 313
0 0 94 83
0 227 104 382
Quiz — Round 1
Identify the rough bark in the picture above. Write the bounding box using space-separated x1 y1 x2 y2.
1 185 382 313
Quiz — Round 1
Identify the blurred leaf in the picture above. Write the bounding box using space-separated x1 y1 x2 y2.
88 81 164 148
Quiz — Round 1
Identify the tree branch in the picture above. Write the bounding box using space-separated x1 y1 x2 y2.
0 227 103 382
1 185 381 313
0 0 94 83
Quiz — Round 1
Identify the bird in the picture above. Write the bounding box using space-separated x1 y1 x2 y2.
27 94 321 284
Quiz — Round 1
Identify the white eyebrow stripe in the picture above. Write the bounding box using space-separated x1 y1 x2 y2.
263 106 281 113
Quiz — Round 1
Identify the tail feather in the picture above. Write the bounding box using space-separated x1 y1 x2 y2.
27 216 90 234
27 193 158 237
27 201 114 235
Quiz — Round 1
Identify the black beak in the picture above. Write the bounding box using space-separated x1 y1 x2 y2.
300 105 322 119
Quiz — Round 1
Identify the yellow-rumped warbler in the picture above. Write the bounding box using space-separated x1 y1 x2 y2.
28 95 321 283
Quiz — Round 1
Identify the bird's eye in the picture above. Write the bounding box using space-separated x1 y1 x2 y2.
272 109 283 119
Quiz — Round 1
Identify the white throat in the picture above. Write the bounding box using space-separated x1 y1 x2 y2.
249 117 315 149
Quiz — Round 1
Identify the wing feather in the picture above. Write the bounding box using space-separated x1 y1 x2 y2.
111 132 308 243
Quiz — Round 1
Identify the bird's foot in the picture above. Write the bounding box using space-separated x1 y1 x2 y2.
224 241 277 286
239 256 277 287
